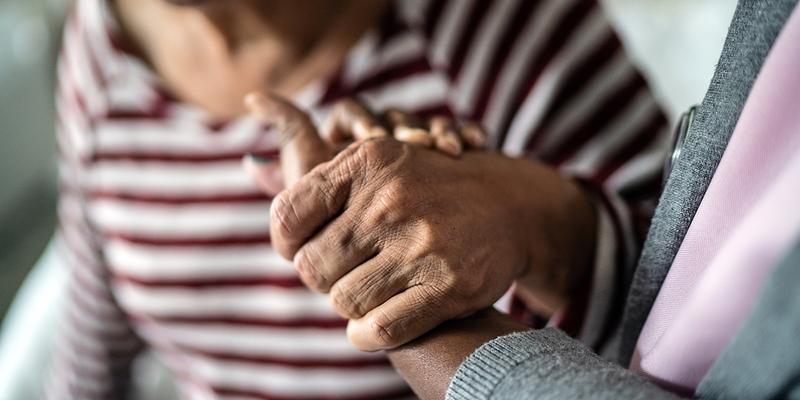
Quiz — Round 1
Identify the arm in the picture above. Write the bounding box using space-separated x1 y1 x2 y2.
46 186 144 400
386 309 529 400
386 310 680 400
417 0 670 343
45 13 144 398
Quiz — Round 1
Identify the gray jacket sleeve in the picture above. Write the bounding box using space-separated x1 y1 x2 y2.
446 328 680 400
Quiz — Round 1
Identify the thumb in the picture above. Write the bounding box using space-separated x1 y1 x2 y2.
242 155 284 197
244 92 333 187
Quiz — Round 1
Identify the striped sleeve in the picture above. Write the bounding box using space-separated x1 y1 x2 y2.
418 0 670 349
45 11 144 400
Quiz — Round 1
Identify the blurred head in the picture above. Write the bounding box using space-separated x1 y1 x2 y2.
117 0 363 119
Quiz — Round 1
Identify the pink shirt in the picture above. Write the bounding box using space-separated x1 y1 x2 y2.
631 3 800 394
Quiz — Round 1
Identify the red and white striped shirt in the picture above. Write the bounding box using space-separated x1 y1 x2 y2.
47 0 669 398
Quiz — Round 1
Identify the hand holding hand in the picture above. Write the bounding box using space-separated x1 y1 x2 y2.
245 94 596 351
242 93 486 196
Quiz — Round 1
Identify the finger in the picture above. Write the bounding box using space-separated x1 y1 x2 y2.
329 251 410 319
244 91 332 187
321 98 388 144
460 121 487 149
269 142 367 260
394 126 434 147
270 139 400 262
429 116 463 157
293 209 378 293
346 285 460 351
384 109 433 147
242 154 284 196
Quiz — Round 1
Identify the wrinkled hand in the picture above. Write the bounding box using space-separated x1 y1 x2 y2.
245 93 596 352
272 137 539 351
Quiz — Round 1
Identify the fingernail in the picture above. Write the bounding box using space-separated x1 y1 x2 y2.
243 153 275 165
367 126 388 138
436 135 463 157
242 154 284 194
395 126 433 146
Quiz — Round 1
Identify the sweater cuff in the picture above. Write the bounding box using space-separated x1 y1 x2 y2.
446 328 577 400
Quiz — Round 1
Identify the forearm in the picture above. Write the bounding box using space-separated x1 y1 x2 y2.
387 310 681 400
385 309 530 400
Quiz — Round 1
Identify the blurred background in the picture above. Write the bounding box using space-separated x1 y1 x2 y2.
0 0 736 397
0 0 68 318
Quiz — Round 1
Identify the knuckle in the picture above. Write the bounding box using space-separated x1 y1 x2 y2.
366 186 405 228
362 205 391 230
309 174 335 211
407 219 443 253
294 247 328 292
330 283 364 319
356 137 385 160
367 310 399 349
382 179 407 201
281 110 314 135
354 137 397 165
419 256 477 302
270 193 290 227
330 223 356 250
418 270 455 306
365 177 423 234
270 193 300 252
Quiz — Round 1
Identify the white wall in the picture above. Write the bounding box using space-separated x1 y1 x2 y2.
602 0 738 121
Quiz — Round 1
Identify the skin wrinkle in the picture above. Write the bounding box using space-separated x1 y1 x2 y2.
371 305 398 348
331 257 394 319
266 110 595 352
331 274 367 318
269 194 297 255
310 209 377 293
294 245 329 292
282 192 306 255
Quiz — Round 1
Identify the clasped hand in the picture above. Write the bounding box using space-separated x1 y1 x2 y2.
244 93 596 351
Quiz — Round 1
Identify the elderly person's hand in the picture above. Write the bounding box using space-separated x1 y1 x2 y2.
245 93 597 351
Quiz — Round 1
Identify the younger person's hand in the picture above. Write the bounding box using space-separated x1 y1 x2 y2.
244 93 596 352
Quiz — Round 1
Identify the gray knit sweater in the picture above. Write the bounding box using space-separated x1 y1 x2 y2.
447 238 800 399
446 1 800 399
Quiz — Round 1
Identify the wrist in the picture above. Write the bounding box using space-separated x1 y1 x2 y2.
505 158 598 313
386 309 529 400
